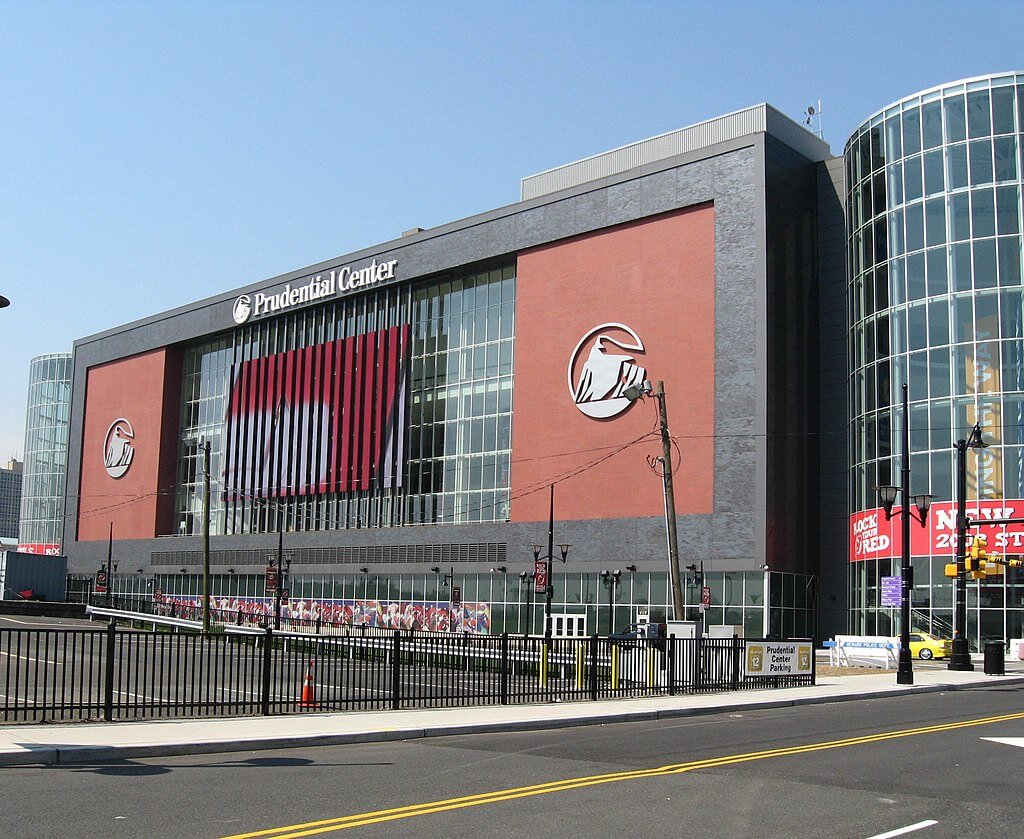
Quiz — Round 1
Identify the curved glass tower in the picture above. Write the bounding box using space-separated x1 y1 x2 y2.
18 353 72 554
847 74 1024 649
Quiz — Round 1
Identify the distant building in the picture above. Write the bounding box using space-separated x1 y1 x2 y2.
0 459 23 540
18 353 72 555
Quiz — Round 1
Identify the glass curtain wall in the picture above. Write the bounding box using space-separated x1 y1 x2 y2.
847 74 1024 647
18 353 72 551
114 568 793 638
176 263 515 536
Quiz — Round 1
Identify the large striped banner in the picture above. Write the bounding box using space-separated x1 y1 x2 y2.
224 324 410 498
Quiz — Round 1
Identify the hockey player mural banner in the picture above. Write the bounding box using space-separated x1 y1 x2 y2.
224 324 410 498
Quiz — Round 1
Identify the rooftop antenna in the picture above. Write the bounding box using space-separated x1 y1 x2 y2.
803 99 823 140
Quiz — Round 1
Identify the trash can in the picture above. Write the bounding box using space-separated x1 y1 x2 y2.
984 641 1005 676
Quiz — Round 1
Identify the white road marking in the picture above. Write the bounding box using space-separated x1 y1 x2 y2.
865 820 937 839
983 736 1024 748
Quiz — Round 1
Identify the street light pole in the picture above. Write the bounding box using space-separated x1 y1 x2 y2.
106 522 114 607
183 437 212 632
199 441 211 633
950 423 987 671
878 384 933 686
533 484 569 641
600 570 621 634
685 560 705 635
276 518 284 631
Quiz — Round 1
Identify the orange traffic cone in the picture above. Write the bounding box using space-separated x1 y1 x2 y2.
298 659 318 709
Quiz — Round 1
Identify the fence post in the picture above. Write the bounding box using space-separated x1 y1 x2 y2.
731 635 741 690
103 620 116 722
261 626 273 716
390 630 401 710
667 636 676 696
588 635 599 701
500 633 510 705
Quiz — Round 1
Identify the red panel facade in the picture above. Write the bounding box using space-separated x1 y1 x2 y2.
511 205 716 523
77 348 181 541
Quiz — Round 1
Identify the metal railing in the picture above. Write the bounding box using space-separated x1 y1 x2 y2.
1 623 813 724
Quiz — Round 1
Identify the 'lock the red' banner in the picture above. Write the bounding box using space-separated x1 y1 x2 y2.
850 499 1024 561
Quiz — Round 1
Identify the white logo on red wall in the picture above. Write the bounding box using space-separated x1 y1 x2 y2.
103 418 135 479
567 323 647 419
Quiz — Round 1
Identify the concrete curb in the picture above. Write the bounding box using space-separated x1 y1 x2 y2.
3 674 1022 766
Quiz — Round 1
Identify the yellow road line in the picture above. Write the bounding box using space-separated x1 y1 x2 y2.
220 709 1024 839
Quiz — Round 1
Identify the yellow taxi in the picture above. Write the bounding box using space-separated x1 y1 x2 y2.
908 632 952 660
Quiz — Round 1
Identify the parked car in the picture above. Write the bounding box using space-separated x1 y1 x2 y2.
908 632 952 660
608 622 666 649
608 623 645 642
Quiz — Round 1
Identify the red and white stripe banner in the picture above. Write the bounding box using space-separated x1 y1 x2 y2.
224 325 409 498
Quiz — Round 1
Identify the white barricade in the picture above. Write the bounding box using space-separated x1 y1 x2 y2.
829 635 898 668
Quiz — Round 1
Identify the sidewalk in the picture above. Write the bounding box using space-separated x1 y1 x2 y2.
2 664 1022 767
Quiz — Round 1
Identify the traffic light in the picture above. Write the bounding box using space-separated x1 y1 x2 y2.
966 539 981 575
944 562 958 578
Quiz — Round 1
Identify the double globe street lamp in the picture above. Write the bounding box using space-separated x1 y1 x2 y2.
877 384 933 686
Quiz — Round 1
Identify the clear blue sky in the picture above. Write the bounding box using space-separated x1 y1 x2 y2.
1 1 1022 459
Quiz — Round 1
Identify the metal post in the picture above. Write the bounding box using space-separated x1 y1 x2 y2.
500 633 510 704
390 630 401 710
103 619 116 721
654 381 685 621
950 434 974 671
261 625 273 715
897 384 914 686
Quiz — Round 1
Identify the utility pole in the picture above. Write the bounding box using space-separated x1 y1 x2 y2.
654 381 685 620
623 379 686 622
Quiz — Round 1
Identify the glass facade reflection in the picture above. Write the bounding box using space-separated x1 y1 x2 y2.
18 353 72 551
847 74 1024 647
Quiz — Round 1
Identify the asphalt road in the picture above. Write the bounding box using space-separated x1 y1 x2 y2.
2 683 1022 838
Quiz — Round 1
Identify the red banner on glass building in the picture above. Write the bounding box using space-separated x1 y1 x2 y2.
849 499 1024 561
224 325 410 498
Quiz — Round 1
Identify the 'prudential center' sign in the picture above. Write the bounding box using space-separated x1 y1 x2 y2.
232 258 398 325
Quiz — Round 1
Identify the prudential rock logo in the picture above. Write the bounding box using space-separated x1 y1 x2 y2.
103 418 135 479
232 294 253 324
567 323 647 419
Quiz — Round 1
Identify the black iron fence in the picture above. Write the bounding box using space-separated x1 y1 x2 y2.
1 622 814 724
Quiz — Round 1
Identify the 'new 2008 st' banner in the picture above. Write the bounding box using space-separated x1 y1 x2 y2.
849 499 1024 561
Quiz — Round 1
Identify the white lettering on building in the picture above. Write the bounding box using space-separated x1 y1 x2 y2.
234 259 398 323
